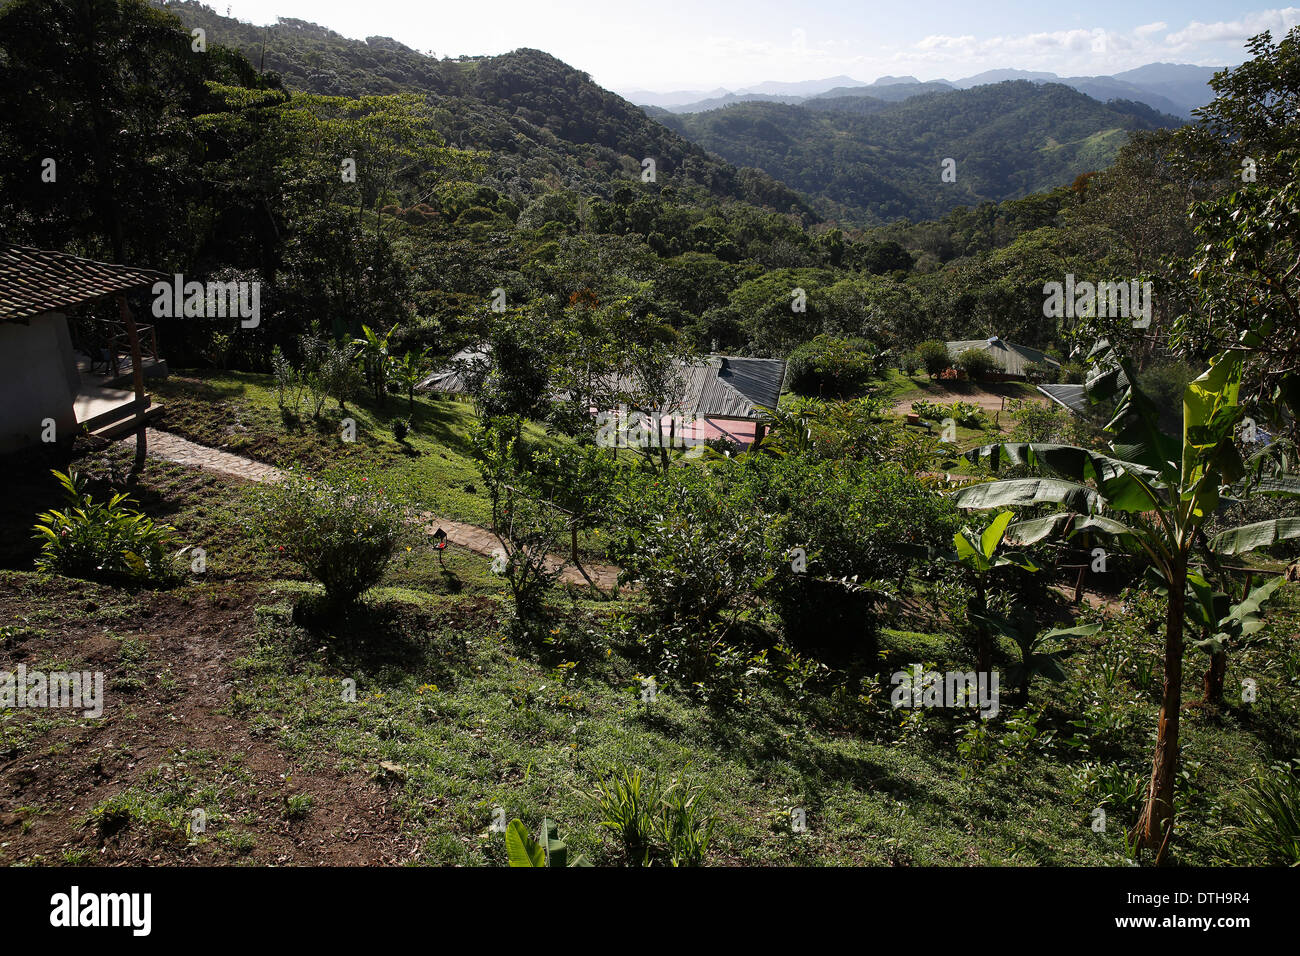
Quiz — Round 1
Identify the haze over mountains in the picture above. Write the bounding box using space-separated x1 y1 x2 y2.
629 63 1222 119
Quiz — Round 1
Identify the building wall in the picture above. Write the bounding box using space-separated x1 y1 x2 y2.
0 311 79 453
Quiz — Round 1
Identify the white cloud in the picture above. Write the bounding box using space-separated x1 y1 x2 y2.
1165 8 1300 46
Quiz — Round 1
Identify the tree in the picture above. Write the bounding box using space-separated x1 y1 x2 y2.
352 324 394 405
956 348 996 382
1179 152 1300 447
955 348 1300 860
0 0 261 266
917 340 951 380
390 348 430 413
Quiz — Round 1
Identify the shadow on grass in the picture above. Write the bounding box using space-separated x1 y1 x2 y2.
287 594 479 690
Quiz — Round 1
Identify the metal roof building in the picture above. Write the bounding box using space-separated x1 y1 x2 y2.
945 336 1059 379
419 347 785 421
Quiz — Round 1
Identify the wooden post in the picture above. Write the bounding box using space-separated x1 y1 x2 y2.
116 293 147 477
1074 533 1091 604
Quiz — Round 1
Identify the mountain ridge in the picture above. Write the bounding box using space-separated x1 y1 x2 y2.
632 62 1222 117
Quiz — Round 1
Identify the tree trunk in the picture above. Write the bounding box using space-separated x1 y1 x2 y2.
118 295 147 480
1201 650 1227 705
570 524 596 589
971 580 993 676
1132 556 1186 860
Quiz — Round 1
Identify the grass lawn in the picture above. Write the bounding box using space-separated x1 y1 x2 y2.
4 548 1296 865
149 369 564 528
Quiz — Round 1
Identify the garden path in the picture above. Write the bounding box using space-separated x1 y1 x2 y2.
143 428 619 589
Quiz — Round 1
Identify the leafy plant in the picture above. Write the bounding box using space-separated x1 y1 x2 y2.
948 510 1039 674
352 323 395 405
1177 573 1283 705
389 348 430 413
33 470 176 585
587 766 715 866
1234 764 1300 865
590 766 656 867
976 614 1099 704
474 418 566 623
504 817 592 867
248 472 405 607
656 774 715 867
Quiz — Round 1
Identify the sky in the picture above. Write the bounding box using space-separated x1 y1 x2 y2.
211 1 1300 93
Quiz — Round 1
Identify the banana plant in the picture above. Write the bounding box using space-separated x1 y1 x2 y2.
973 610 1100 704
1179 574 1283 706
504 817 592 867
389 347 430 413
352 323 394 405
954 346 1300 860
951 510 1040 675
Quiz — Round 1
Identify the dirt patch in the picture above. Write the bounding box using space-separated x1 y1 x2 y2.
0 574 415 865
891 380 1046 418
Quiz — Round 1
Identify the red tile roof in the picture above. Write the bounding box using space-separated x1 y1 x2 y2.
0 244 166 322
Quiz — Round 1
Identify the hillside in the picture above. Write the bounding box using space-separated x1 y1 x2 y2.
657 82 1184 224
158 1 815 219
640 63 1218 118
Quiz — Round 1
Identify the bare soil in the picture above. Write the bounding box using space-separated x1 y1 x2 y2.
0 575 415 865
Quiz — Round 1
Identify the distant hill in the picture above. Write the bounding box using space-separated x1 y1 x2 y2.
813 81 956 103
657 81 1185 224
156 1 816 219
634 62 1221 118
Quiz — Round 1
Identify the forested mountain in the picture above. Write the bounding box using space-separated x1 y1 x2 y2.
638 63 1218 117
657 82 1184 224
157 1 814 219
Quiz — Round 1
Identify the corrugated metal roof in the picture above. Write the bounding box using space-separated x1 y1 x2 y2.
419 347 785 420
416 345 490 393
0 244 166 322
597 355 786 420
945 337 1059 378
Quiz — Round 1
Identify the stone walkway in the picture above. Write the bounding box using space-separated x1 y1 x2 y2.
143 428 619 589
146 429 282 482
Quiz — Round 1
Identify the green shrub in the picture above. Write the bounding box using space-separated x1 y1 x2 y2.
912 399 985 429
33 470 176 584
249 472 404 606
1008 398 1069 443
1023 360 1056 383
917 340 951 380
613 490 776 684
749 457 957 656
956 348 996 381
587 766 715 867
785 334 879 398
1058 360 1086 384
392 417 410 442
